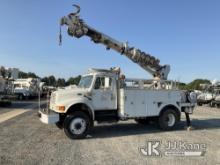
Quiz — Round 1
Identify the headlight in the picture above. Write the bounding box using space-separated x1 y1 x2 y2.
56 105 65 112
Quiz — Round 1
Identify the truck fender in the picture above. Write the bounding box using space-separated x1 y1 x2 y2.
158 104 181 119
65 102 95 120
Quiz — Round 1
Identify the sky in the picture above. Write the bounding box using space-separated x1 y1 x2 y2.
0 0 219 83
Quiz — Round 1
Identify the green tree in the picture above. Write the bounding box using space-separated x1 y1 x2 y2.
56 78 66 87
48 75 56 86
41 77 49 85
0 66 6 78
66 75 81 85
186 79 210 90
27 72 38 78
177 82 187 90
18 71 27 78
18 71 39 78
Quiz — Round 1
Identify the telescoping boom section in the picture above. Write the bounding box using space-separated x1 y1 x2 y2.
60 5 170 80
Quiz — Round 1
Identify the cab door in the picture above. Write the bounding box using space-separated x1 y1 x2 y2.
92 76 117 110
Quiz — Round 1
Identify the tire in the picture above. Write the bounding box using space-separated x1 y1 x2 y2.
63 111 91 139
135 118 149 125
158 109 179 130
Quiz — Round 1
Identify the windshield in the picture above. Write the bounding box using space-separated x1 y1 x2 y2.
78 75 93 88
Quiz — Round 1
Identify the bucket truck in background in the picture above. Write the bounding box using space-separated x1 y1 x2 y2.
13 78 41 100
0 67 19 106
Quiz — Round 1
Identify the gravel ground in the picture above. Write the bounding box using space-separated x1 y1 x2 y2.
0 105 219 165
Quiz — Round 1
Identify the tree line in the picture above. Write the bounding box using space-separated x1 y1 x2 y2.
177 79 211 90
41 75 81 87
17 71 213 89
2 66 212 89
18 71 81 87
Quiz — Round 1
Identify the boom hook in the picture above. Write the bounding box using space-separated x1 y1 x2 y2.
69 4 80 16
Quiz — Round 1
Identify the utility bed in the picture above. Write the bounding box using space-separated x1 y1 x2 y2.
119 88 191 118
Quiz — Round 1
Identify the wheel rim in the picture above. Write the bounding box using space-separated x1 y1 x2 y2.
166 113 175 127
70 117 87 135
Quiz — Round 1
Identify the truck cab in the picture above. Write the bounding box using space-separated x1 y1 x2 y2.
39 68 196 139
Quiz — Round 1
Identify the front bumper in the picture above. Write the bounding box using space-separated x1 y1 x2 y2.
38 109 59 124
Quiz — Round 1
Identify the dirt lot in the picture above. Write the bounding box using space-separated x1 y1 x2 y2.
0 103 219 165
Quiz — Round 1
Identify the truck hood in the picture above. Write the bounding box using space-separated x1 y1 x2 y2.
50 87 89 105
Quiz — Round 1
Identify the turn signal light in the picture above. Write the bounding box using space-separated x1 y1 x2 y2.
57 105 65 111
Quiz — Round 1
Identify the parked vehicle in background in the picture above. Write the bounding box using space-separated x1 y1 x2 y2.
0 76 6 105
0 76 6 94
13 78 40 100
197 92 214 106
197 80 220 107
193 90 202 97
0 67 19 105
210 86 220 108
211 95 220 108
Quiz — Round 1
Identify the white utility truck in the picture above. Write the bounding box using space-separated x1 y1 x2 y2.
211 95 220 108
197 81 220 107
13 78 40 100
0 77 7 106
0 67 19 105
0 77 6 101
39 5 196 139
0 76 6 94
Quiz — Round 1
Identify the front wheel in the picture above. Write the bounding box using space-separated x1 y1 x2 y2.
64 111 91 139
158 109 179 130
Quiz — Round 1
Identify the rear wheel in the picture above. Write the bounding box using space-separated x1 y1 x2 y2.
64 111 91 139
159 109 179 130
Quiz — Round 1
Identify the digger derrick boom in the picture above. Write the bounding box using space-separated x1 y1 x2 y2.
60 5 170 80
